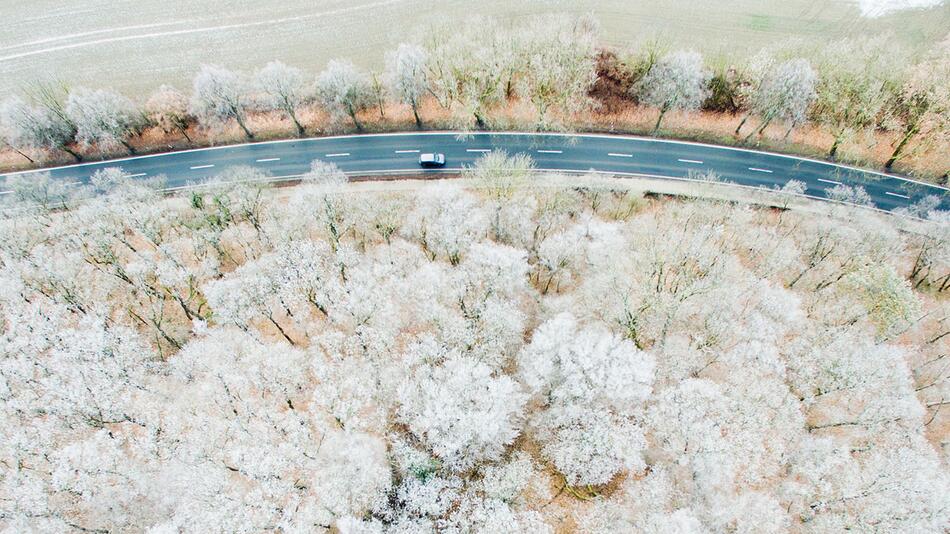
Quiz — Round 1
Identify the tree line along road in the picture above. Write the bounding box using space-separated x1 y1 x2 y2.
1 132 946 213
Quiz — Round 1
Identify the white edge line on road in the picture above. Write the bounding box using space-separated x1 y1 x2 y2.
189 164 214 170
394 149 420 153
748 167 773 173
608 153 633 158
325 153 349 157
256 157 280 162
885 191 910 199
678 159 703 164
466 149 491 153
817 178 842 185
4 131 946 194
537 150 563 154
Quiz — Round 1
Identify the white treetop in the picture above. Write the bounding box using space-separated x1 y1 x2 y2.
145 85 193 142
384 43 429 127
747 58 818 137
64 87 143 154
398 355 527 471
255 60 310 136
0 95 78 161
637 50 711 131
316 59 374 130
189 64 255 138
518 312 655 413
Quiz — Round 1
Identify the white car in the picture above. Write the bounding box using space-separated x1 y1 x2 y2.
419 153 446 168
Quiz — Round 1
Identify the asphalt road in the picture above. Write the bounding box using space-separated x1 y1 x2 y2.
1 132 946 212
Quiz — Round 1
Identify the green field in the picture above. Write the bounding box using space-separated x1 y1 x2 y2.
0 0 947 100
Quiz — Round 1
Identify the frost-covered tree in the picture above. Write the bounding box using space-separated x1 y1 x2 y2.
398 355 527 471
189 64 255 138
316 59 374 131
518 312 654 411
255 60 310 136
519 313 654 486
741 58 818 139
0 95 80 161
65 87 143 154
384 43 429 127
311 430 393 523
424 19 513 129
825 183 873 207
883 35 950 169
518 14 599 129
401 183 490 264
813 36 905 158
145 84 194 142
636 50 711 132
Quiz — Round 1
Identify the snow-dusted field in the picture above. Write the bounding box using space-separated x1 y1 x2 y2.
0 0 946 100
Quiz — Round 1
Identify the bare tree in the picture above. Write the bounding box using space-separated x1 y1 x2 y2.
518 14 599 130
813 36 904 159
145 85 194 143
423 19 512 129
316 59 374 131
0 95 80 161
65 87 144 154
384 43 429 128
254 60 309 136
189 64 255 139
742 58 818 140
636 50 711 133
883 36 950 170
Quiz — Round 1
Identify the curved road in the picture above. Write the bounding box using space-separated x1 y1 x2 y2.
1 132 946 212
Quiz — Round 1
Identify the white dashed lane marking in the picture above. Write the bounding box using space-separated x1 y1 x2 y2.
678 158 703 164
817 178 842 185
0 190 12 195
608 153 633 158
256 157 280 162
190 164 215 170
394 149 420 153
65 181 82 186
466 149 491 153
748 167 773 173
885 191 910 199
325 153 350 157
537 150 563 154
126 172 147 177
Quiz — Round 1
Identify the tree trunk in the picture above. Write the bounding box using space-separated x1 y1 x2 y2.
120 139 136 154
653 107 668 134
6 144 34 163
412 102 422 129
782 124 794 141
734 113 750 136
288 109 305 137
348 105 363 131
828 134 843 159
474 110 486 129
177 124 192 143
885 124 918 170
749 116 773 139
234 114 254 139
63 146 83 162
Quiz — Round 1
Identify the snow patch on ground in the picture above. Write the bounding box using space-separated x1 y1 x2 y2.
856 0 944 17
